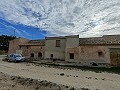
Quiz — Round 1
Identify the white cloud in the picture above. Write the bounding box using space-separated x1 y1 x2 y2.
0 0 120 37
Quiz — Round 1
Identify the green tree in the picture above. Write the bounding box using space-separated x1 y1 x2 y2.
0 35 16 52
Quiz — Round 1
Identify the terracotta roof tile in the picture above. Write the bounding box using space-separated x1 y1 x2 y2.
79 35 120 45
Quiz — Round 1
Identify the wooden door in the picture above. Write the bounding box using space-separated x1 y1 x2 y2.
110 51 120 66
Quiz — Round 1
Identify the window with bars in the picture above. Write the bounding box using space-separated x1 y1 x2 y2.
56 40 60 47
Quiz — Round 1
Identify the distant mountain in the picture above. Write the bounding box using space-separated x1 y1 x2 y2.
0 35 16 52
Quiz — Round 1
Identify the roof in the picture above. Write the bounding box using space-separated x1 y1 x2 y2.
19 40 45 46
45 36 66 40
79 35 120 45
9 37 28 42
45 35 79 40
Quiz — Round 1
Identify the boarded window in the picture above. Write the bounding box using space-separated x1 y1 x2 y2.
38 52 42 57
30 53 34 57
69 53 74 59
50 54 53 58
98 52 104 57
56 40 60 47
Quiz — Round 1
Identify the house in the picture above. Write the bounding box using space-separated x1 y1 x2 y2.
8 38 29 55
8 38 45 58
8 35 120 66
66 35 120 66
19 40 45 58
45 35 79 60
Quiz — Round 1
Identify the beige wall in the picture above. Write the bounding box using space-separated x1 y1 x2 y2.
45 35 80 60
66 45 120 65
66 47 79 61
65 35 79 48
79 46 110 63
45 38 66 59
65 35 79 60
20 45 45 58
8 38 29 54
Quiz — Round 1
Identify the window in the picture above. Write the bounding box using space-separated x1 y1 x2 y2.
30 53 34 57
38 52 42 57
26 46 29 49
69 53 74 59
41 47 42 49
50 54 53 58
56 40 60 47
19 46 21 49
98 51 104 57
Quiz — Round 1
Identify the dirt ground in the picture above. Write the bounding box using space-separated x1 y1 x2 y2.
0 59 120 90
0 72 70 90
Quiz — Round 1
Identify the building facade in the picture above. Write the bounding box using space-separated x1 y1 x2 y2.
8 35 120 66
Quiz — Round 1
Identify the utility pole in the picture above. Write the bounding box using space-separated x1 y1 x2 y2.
14 29 15 37
13 29 15 50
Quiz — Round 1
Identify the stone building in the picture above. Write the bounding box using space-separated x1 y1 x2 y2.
8 38 29 55
45 35 79 60
8 38 45 58
66 35 120 66
8 35 120 66
19 40 45 58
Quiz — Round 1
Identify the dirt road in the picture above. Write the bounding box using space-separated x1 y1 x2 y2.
0 55 6 59
0 59 120 90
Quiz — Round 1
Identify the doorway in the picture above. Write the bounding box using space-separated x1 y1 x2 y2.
110 48 120 66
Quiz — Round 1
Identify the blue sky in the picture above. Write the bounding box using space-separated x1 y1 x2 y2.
0 18 46 40
0 0 120 39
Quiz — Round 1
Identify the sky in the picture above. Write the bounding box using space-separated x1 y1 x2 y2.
0 0 120 40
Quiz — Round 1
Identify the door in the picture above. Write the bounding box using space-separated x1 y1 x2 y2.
110 49 120 66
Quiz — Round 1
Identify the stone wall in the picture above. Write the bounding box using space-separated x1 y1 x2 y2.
8 38 29 54
21 45 45 58
66 45 120 66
